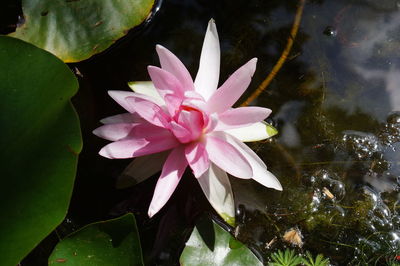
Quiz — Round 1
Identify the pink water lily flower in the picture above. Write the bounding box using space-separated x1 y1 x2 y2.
93 19 282 224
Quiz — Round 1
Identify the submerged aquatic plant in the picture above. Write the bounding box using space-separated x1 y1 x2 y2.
269 249 302 266
302 251 330 266
269 249 330 266
93 19 282 223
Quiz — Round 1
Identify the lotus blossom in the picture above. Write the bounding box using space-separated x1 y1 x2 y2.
93 19 282 224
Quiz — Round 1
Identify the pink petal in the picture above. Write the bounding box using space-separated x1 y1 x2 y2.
93 123 137 141
148 66 186 98
205 133 252 178
164 94 183 116
194 19 220 100
116 151 169 189
130 122 172 139
214 107 272 131
99 135 179 159
100 113 143 124
156 45 194 91
125 96 170 128
177 109 203 140
184 90 205 101
185 142 210 178
206 58 257 114
108 91 137 113
170 121 192 143
99 139 148 159
221 132 282 191
181 97 208 116
128 81 165 106
148 146 188 217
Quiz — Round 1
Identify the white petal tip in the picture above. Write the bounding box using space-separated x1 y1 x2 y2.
249 58 258 74
206 19 218 36
148 207 158 218
267 179 283 191
92 128 100 137
98 148 112 159
155 44 167 53
208 18 216 27
107 90 117 97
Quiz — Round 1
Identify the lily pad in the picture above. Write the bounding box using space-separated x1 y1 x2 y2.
9 0 155 62
180 218 263 266
0 36 81 265
48 213 144 266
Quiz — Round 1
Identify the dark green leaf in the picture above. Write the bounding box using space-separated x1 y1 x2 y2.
48 213 144 266
0 36 81 265
10 0 155 62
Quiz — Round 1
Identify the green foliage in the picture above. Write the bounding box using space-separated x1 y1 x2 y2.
49 213 143 266
0 36 81 265
10 0 155 62
269 250 330 266
269 249 303 266
301 251 330 266
180 217 263 266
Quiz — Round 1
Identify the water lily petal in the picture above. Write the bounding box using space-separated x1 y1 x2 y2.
100 113 142 124
148 66 186 98
156 45 194 91
225 121 277 142
214 107 272 131
177 109 204 140
205 133 253 178
108 90 137 113
99 134 179 159
185 142 210 178
116 151 169 189
207 58 257 114
125 95 170 128
93 123 137 141
148 146 188 217
128 81 165 106
129 123 175 141
194 19 220 100
99 139 147 159
164 94 183 116
222 132 282 191
169 121 192 143
197 163 235 225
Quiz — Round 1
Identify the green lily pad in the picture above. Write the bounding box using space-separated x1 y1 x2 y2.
180 218 263 266
48 213 144 266
9 0 155 62
0 36 81 265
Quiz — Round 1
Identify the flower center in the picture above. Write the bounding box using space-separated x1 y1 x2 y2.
170 105 207 143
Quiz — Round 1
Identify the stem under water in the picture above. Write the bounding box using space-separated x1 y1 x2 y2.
240 0 306 107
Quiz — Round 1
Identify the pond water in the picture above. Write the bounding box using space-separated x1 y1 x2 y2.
17 0 400 264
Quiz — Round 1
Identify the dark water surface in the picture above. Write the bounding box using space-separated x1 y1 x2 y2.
18 0 400 265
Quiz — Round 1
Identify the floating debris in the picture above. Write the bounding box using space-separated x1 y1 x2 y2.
283 228 303 247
